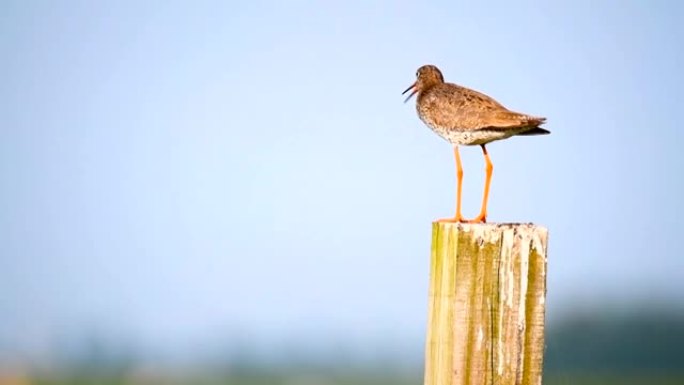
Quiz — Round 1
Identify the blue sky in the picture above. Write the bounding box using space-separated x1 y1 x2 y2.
1 0 683 362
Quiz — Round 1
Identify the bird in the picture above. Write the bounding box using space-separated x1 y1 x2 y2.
403 64 549 223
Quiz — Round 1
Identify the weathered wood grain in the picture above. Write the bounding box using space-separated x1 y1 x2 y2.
424 223 549 385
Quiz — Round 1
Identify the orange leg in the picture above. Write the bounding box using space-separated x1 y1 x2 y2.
438 146 466 223
464 144 493 223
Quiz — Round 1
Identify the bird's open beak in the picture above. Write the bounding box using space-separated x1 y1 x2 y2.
402 82 418 103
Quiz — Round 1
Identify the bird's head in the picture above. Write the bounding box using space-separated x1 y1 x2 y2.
403 65 445 103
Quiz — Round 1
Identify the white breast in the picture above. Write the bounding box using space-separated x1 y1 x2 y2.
425 123 515 146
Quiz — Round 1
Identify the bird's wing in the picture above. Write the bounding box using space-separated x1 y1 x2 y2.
422 85 502 129
422 84 546 131
452 86 546 130
475 110 547 130
453 85 506 111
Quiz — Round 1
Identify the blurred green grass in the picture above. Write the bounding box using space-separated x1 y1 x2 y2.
17 373 684 385
5 309 682 385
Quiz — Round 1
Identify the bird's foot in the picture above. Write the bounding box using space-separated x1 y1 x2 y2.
462 213 487 224
437 212 487 224
461 215 487 223
437 214 487 224
436 216 462 223
436 215 471 223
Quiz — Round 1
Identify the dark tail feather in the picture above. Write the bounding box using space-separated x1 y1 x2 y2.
517 126 550 136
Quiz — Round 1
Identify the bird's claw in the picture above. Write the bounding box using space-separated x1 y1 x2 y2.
436 214 487 224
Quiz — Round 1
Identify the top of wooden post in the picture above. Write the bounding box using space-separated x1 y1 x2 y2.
431 222 548 250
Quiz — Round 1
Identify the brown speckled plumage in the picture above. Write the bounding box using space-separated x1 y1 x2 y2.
402 64 549 223
405 65 549 145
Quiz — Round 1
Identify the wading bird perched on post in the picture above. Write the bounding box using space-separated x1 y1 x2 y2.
403 65 549 223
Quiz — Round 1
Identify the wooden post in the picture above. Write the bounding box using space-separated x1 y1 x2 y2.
424 223 549 385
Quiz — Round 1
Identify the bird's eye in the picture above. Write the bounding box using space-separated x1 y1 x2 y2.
416 70 420 77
